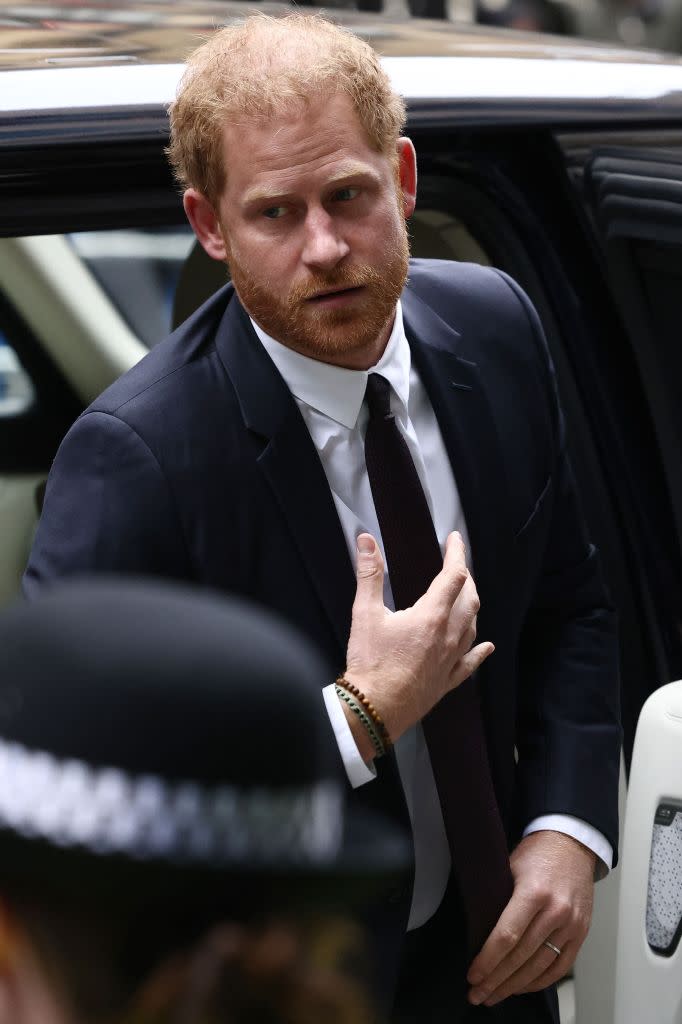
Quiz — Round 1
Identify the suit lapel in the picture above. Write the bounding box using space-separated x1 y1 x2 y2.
402 286 515 633
215 295 355 657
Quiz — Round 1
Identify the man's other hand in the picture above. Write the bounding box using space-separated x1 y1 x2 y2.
466 831 596 1006
343 531 493 749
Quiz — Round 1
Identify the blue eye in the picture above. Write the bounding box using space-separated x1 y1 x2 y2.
263 206 287 220
335 187 360 202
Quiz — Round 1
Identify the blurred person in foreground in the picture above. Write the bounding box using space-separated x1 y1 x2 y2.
0 579 411 1024
24 13 621 1023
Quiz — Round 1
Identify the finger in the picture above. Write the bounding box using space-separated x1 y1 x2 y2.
421 531 468 611
457 622 477 656
517 939 577 994
352 534 385 611
468 886 542 986
447 572 480 638
449 642 494 689
468 897 564 999
448 610 475 651
473 931 574 1006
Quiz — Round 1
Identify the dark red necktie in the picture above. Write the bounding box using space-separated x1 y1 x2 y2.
364 372 513 957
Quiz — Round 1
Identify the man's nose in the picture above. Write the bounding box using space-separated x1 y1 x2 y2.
301 209 349 271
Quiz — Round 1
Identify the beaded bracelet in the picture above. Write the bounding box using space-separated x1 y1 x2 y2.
336 675 393 752
335 685 386 758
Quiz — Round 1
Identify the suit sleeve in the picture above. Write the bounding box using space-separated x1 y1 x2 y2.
23 411 191 596
497 272 622 864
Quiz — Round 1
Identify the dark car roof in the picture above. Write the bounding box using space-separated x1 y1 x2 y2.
2 0 682 136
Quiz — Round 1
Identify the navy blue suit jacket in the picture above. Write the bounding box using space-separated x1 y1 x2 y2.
25 259 621 998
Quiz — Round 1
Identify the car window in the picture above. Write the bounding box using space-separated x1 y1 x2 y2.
0 283 82 475
410 207 492 266
0 338 35 419
67 226 196 348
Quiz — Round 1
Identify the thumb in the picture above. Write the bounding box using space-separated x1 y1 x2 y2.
353 534 385 608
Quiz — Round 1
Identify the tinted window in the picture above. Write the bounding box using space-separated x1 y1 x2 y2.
68 226 196 348
0 339 35 419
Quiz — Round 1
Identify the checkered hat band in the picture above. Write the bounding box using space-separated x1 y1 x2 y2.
0 739 343 864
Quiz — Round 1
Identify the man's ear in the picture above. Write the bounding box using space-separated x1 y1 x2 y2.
396 138 417 220
183 189 228 262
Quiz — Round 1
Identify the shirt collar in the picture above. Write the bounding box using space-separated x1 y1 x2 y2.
251 302 411 429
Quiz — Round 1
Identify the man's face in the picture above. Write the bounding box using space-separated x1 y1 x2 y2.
195 93 415 367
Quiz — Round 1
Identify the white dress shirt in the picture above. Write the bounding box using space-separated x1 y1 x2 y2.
252 304 612 930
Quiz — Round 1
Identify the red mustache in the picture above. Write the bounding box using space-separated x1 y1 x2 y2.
289 265 384 304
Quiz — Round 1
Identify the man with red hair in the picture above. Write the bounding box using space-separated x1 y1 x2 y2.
26 14 621 1022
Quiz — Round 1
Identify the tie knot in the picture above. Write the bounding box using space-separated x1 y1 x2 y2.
365 374 393 420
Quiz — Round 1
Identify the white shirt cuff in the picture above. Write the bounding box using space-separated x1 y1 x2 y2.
523 814 612 880
322 684 377 788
